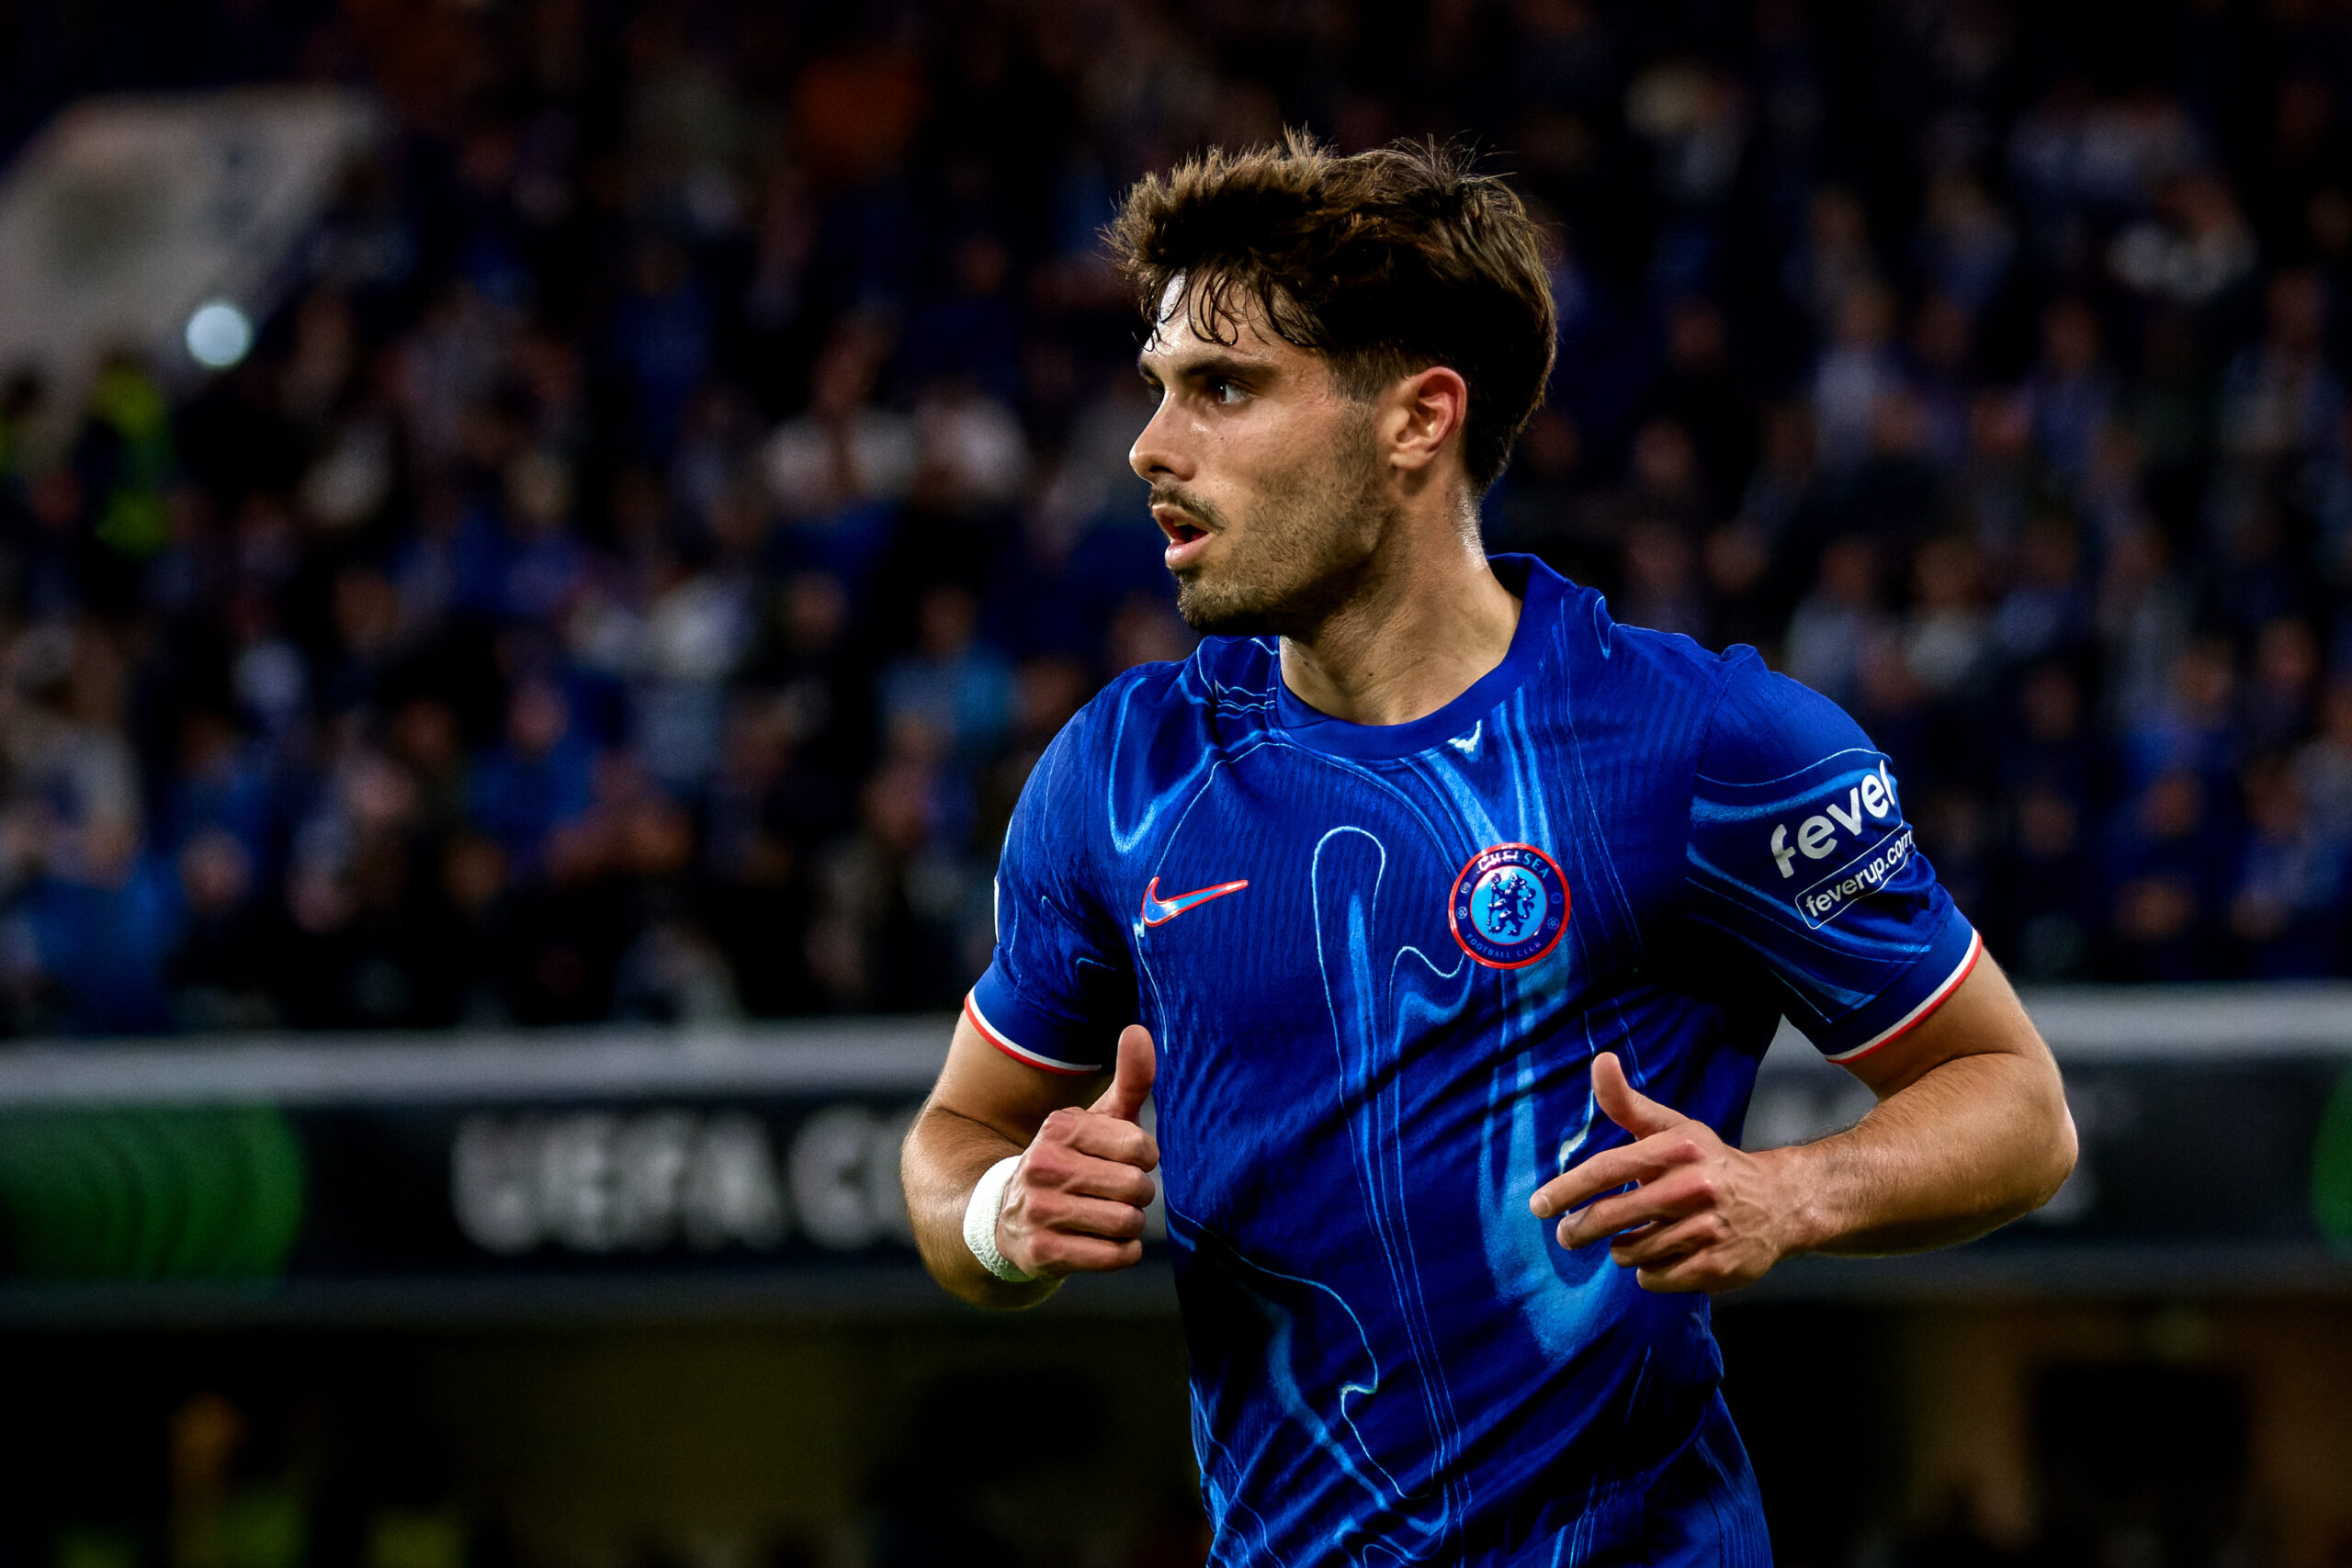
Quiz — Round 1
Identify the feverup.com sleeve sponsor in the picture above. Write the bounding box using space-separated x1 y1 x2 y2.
1764 760 1909 928
1793 828 1916 929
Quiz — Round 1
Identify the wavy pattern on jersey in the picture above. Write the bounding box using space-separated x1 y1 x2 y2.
1401 689 1630 1361
1133 757 1471 1563
1182 1214 1456 1564
1478 1045 1614 1358
1104 662 1236 855
1307 825 1469 1561
1297 698 1646 1388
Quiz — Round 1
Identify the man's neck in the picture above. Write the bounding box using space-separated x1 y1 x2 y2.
1278 533 1522 728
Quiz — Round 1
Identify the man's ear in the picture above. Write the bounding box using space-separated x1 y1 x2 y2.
1385 365 1471 478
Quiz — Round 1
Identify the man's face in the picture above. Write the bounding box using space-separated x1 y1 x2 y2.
1129 288 1395 637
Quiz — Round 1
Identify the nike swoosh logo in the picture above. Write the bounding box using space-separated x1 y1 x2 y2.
1140 875 1250 927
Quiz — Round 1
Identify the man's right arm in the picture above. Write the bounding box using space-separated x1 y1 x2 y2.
902 1012 1159 1309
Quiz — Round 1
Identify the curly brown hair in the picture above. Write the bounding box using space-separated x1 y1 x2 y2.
1105 131 1556 492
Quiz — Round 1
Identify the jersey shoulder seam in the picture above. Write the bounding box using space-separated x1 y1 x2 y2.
1044 671 1160 929
1679 647 1757 889
1052 651 1218 934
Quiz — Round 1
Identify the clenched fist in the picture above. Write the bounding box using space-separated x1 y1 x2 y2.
997 1024 1161 1278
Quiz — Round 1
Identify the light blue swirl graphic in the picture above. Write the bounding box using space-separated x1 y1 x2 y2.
1478 1046 1616 1357
1308 825 1469 1560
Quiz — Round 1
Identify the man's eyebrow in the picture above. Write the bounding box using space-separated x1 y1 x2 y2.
1136 351 1275 383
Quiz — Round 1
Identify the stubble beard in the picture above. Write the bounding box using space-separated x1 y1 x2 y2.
1163 417 1394 639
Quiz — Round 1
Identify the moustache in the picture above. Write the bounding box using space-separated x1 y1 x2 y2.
1149 486 1227 530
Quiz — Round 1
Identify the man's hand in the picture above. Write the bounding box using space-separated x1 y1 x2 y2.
1528 1052 1802 1293
997 1024 1160 1279
1528 957 2077 1293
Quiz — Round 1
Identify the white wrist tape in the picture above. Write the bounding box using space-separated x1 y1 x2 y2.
964 1155 1039 1283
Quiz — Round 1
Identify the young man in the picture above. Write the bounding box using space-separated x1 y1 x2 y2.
902 137 2075 1565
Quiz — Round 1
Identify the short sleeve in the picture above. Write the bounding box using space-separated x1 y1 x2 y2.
965 717 1136 1076
1683 649 1982 1064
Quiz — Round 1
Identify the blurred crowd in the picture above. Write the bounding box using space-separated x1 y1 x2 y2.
5 0 2352 1034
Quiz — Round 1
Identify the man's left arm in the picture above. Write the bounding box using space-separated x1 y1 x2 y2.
1529 952 2076 1292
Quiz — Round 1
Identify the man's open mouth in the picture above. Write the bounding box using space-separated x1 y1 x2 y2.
1152 502 1215 567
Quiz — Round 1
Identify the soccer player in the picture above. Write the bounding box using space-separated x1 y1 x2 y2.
901 137 2076 1564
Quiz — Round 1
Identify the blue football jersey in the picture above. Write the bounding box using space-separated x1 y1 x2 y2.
967 557 1979 1566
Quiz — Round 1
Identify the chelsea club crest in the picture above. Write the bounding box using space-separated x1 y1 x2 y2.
1448 842 1570 969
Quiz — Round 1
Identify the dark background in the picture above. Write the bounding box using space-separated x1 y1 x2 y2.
5 0 2352 1035
2 3 2352 1566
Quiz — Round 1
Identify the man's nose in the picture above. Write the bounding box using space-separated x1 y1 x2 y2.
1128 398 1191 483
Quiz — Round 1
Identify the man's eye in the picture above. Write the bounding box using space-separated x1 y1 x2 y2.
1205 377 1244 404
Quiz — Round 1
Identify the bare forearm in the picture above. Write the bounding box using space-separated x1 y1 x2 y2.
1769 1051 2077 1258
901 1103 1058 1310
1532 964 2077 1293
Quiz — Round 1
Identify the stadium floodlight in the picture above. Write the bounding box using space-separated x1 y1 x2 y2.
184 299 253 369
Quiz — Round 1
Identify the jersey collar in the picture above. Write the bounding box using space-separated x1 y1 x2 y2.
1270 554 1562 761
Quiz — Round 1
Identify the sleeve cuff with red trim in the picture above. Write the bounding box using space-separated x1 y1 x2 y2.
966 965 1115 1077
1807 915 1983 1065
